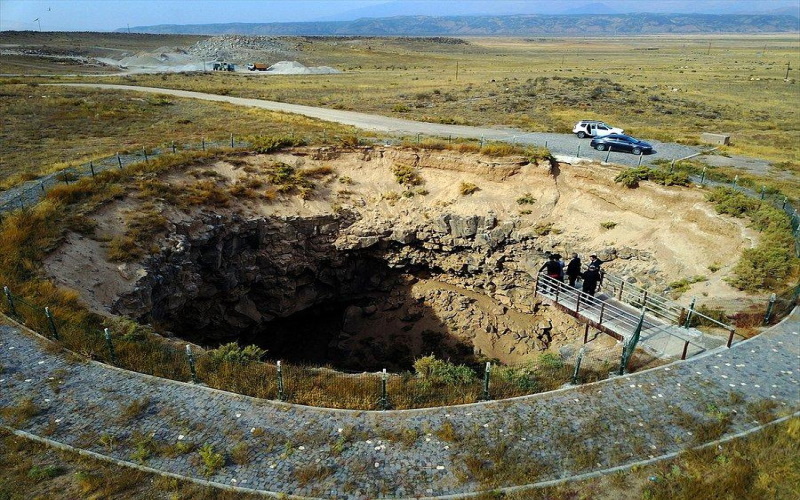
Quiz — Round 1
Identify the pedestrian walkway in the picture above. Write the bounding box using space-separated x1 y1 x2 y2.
1 308 798 498
535 273 734 360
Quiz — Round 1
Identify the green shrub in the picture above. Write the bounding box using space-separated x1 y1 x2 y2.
707 187 760 217
198 443 225 476
533 222 553 236
600 221 618 229
669 276 708 295
516 193 536 205
614 168 642 188
614 167 690 188
706 188 798 292
413 355 476 385
207 342 267 365
493 364 538 391
27 465 64 481
248 135 305 154
460 182 479 195
392 164 424 187
538 352 563 369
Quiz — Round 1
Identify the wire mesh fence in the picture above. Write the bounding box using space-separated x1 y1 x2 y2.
0 285 638 410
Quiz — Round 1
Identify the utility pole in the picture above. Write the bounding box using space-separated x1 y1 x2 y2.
34 18 41 32
786 61 791 80
455 61 458 81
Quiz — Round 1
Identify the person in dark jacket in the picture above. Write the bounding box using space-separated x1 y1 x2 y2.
538 254 561 293
581 265 601 299
566 253 582 287
589 254 602 269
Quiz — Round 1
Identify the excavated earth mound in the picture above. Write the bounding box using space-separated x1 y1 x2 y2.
43 146 755 371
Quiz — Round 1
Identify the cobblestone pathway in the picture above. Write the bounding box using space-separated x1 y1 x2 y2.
1 310 798 498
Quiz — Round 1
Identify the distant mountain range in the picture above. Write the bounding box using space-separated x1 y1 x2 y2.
120 13 800 36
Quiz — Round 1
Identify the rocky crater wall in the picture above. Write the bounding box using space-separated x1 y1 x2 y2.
112 209 573 370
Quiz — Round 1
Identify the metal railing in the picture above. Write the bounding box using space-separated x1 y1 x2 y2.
599 273 685 324
535 273 722 360
535 274 674 338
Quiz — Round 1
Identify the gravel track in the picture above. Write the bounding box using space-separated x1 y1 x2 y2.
54 83 704 167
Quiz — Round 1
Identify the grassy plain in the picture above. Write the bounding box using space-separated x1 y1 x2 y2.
1 34 798 195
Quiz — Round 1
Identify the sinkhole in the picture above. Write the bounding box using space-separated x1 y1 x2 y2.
120 213 541 373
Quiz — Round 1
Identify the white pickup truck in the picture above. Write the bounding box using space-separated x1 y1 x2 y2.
573 120 624 138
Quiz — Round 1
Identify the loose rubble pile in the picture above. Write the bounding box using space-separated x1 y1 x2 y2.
187 35 300 62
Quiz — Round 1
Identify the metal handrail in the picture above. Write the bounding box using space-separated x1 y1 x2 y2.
536 274 655 332
600 273 684 323
535 273 715 359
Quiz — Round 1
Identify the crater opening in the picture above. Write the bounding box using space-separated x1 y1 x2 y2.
114 211 557 373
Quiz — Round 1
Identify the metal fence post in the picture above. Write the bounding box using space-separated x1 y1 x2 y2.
577 144 581 158
380 368 389 410
172 141 176 153
202 138 205 151
572 347 586 384
230 133 234 148
637 154 643 167
143 148 148 162
760 186 766 200
700 167 706 184
619 308 645 375
683 297 696 328
482 362 491 401
276 360 284 401
3 286 17 317
117 153 122 169
763 293 777 325
605 148 611 162
44 307 59 340
104 328 117 364
90 161 95 177
185 344 198 383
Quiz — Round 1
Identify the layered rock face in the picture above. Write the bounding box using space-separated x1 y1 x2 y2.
111 209 574 370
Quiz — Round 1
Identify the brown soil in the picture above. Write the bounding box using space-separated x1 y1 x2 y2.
42 146 758 367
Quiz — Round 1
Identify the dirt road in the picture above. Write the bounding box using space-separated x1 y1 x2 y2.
55 83 703 167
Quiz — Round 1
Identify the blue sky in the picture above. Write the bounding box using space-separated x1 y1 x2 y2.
1 0 797 32
0 1 382 31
